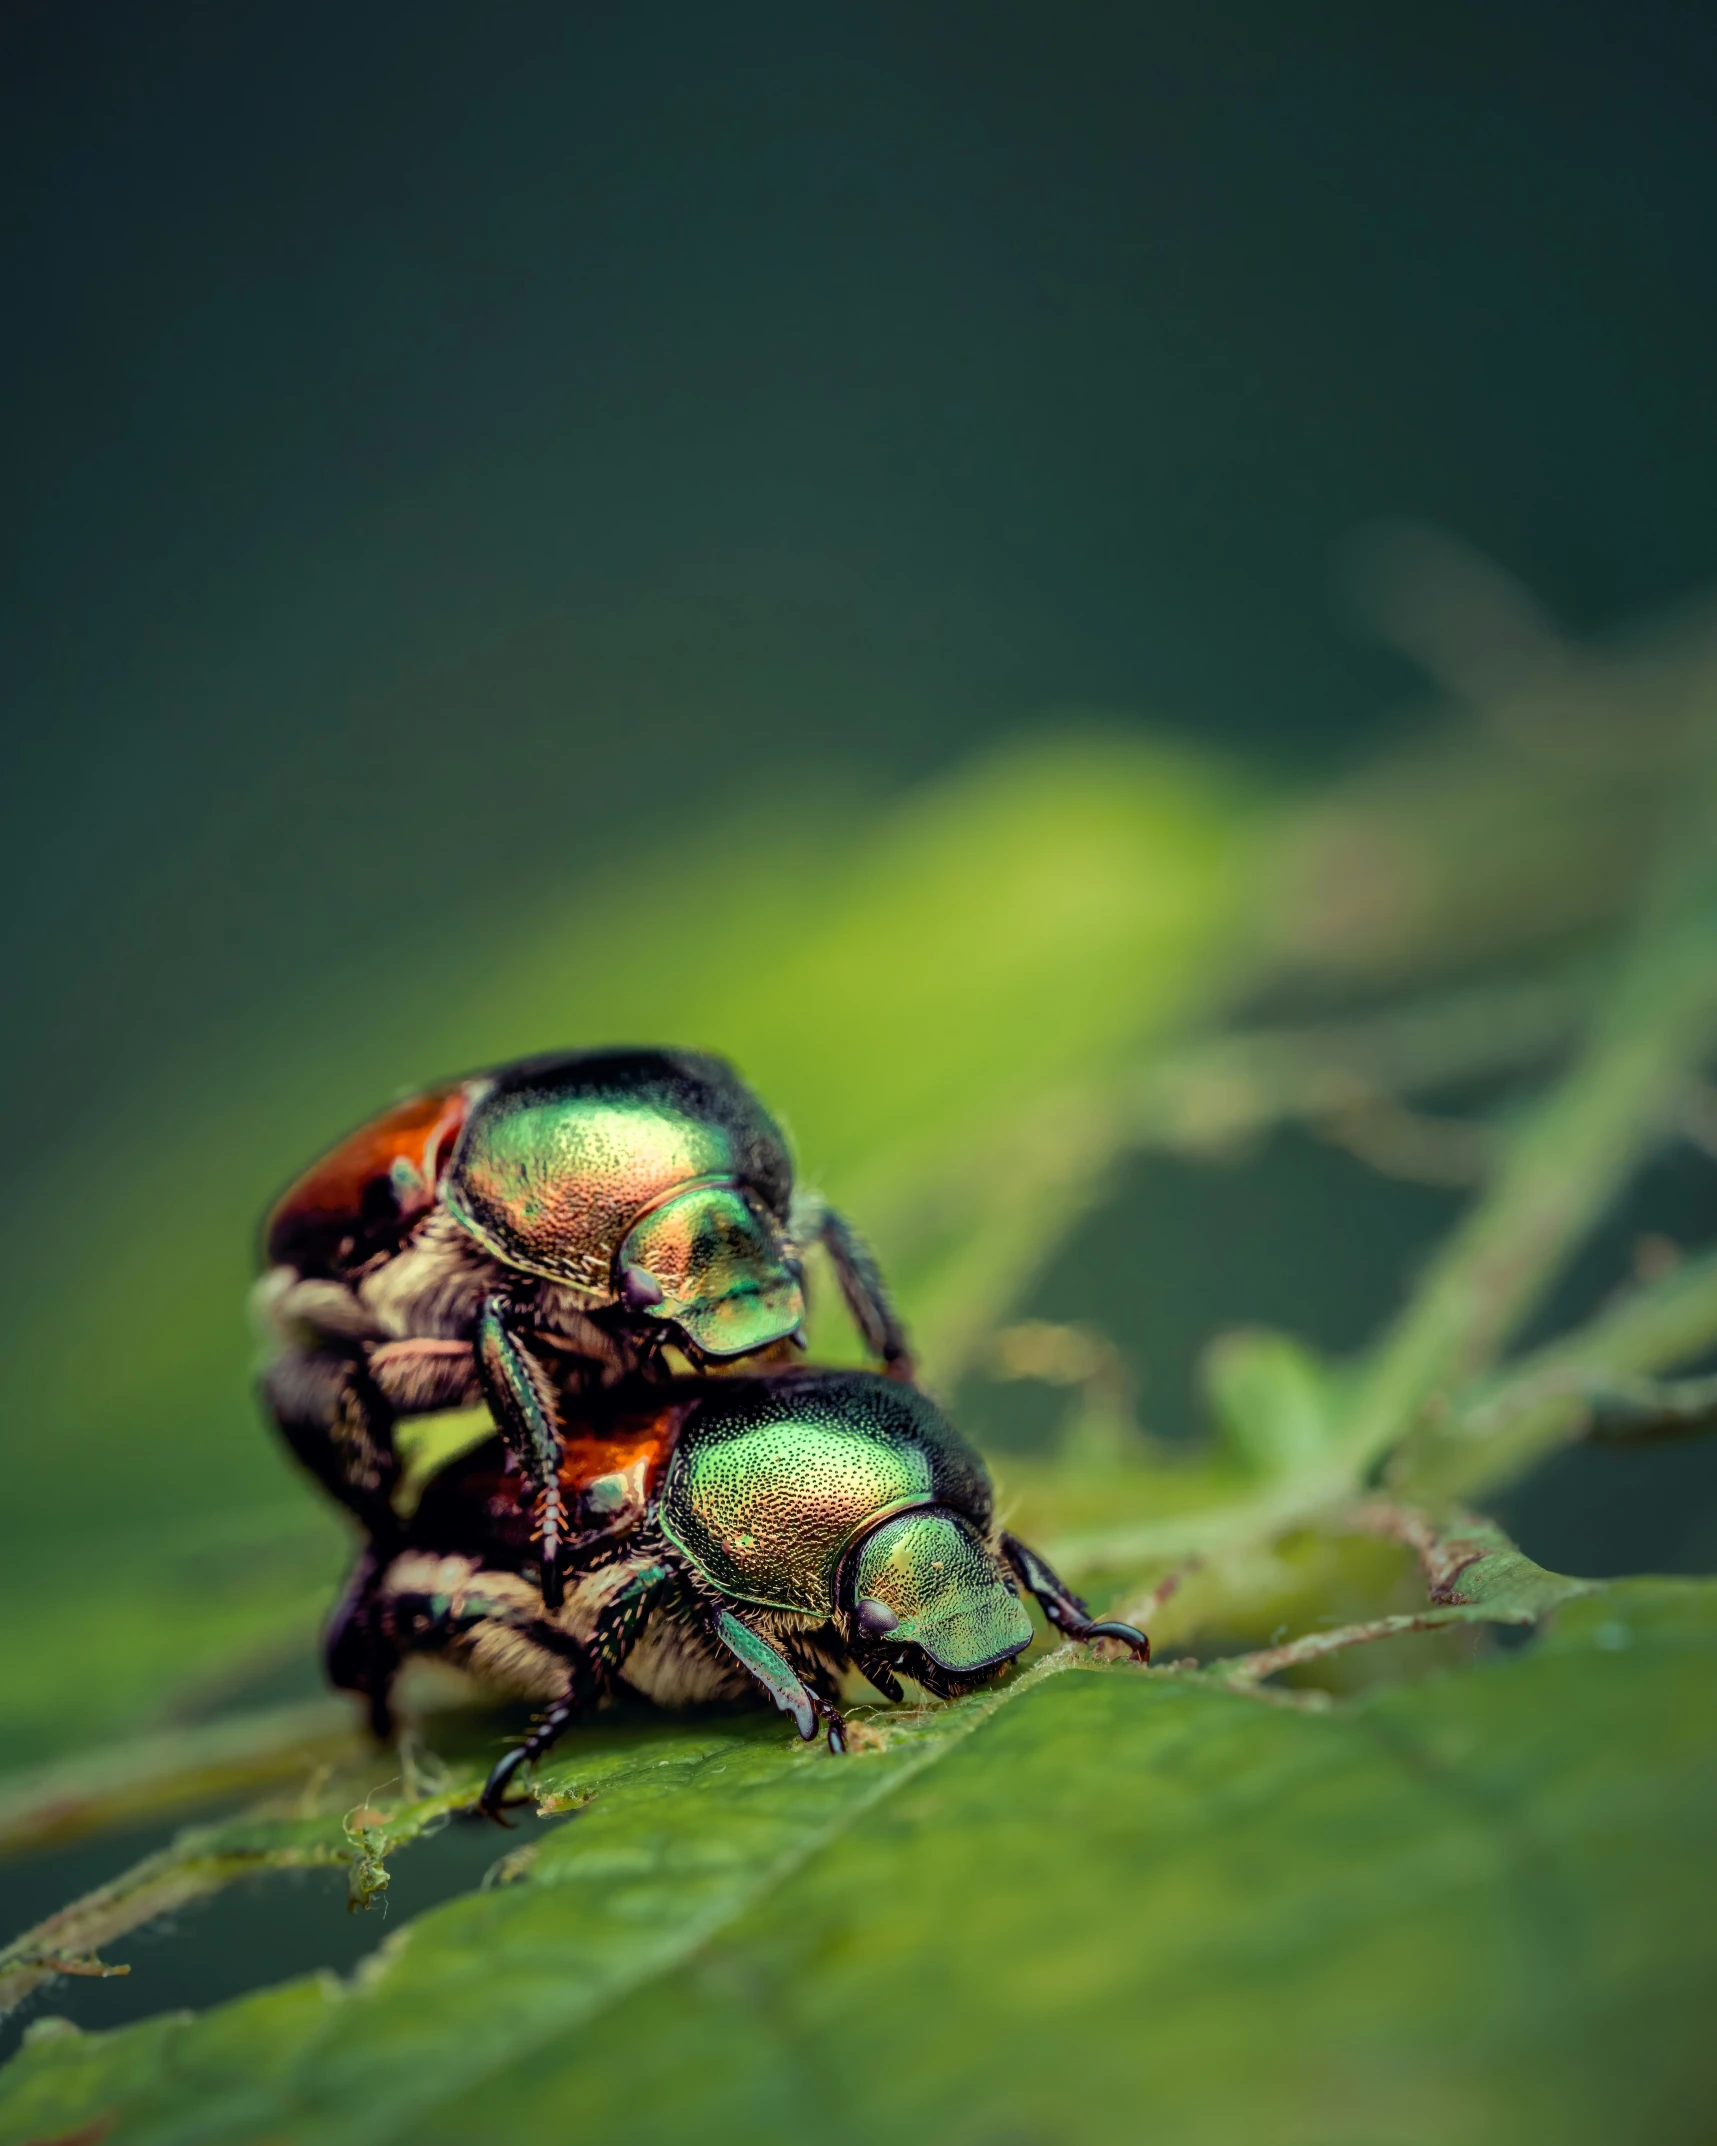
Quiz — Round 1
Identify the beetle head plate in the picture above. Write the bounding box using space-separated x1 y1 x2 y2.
847 1508 1033 1675
614 1179 804 1358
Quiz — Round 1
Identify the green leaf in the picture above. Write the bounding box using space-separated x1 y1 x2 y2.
5 700 1717 2141
1 1583 1712 2146
0 730 1253 1772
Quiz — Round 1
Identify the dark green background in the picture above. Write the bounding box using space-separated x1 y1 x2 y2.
7 0 1717 1157
5 4 1717 2066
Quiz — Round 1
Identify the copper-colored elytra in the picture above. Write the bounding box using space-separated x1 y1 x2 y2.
265 1079 481 1256
557 1399 688 1504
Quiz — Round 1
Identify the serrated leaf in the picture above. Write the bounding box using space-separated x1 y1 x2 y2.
5 702 1717 2144
0 1583 1712 2146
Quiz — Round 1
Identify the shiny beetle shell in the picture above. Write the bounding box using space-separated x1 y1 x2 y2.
264 1078 478 1277
656 1370 994 1614
442 1050 803 1356
265 1047 809 1360
444 1049 792 1296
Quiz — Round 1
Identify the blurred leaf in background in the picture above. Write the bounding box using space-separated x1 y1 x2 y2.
1 581 1715 2143
0 728 1250 1766
8 6 1717 2131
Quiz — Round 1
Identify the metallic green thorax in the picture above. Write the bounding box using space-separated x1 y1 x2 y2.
443 1050 803 1355
657 1372 993 1613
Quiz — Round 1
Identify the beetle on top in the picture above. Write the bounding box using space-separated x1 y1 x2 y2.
257 1047 911 1606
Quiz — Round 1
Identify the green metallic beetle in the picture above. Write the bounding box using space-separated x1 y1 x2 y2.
329 1369 1149 1815
258 1049 910 1606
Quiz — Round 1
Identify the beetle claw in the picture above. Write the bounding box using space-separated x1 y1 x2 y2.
809 1693 849 1755
476 1747 535 1824
1079 1618 1151 1662
473 1782 534 1826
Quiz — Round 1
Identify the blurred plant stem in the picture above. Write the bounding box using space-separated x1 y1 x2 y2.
1394 1248 1717 1501
1050 749 1717 1584
1331 795 1717 1489
0 1702 359 1858
7 585 1717 2057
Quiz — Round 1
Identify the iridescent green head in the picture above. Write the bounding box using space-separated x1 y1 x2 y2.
657 1371 1032 1682
847 1508 1032 1676
442 1048 804 1358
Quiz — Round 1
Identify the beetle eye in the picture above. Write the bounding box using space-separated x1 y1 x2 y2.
618 1263 665 1311
855 1598 900 1638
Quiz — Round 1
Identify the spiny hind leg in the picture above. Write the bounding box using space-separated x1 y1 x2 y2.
475 1296 574 1608
477 1558 681 1819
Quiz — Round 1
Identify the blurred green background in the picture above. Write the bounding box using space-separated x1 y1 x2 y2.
4 6 1717 2138
7 0 1717 1523
9 0 1717 1160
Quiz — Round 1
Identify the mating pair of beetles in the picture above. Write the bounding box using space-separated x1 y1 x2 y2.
260 1048 1148 1814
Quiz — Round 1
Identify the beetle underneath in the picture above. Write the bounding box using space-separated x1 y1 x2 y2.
328 1370 1149 1817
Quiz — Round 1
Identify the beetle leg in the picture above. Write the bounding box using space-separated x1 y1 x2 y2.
795 1195 915 1380
475 1296 572 1609
1000 1531 1151 1662
262 1347 400 1545
812 1688 849 1755
366 1583 594 1824
477 1692 583 1824
348 1565 551 1759
476 1561 677 1820
586 1559 677 1681
705 1608 849 1753
323 1541 401 1740
850 1644 906 1704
